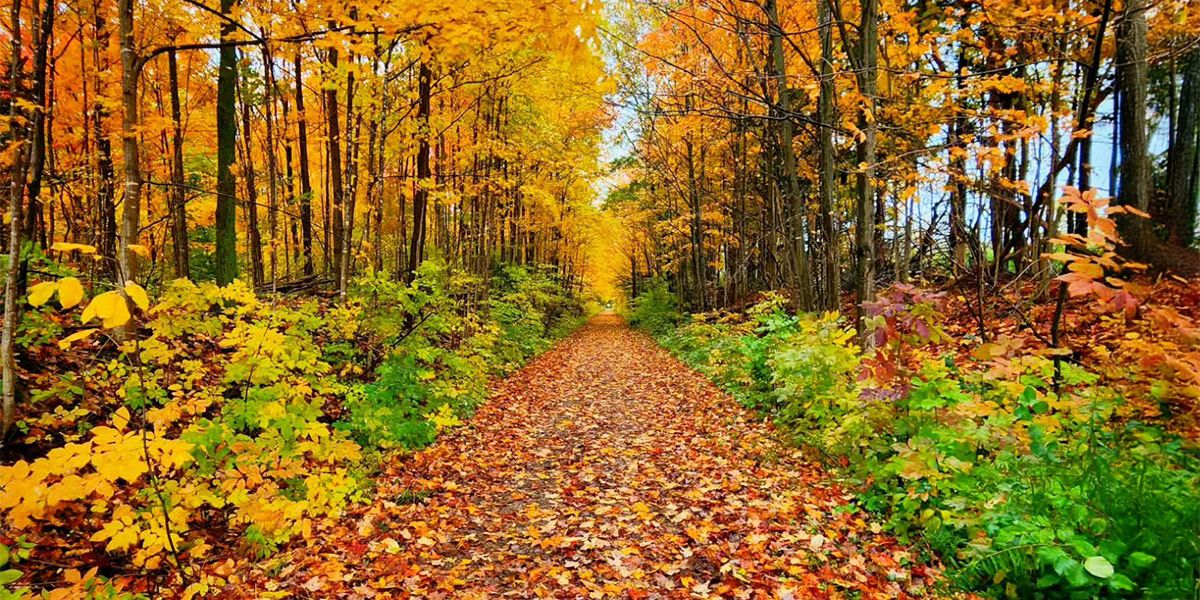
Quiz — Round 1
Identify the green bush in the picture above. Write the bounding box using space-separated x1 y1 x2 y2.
627 278 682 336
639 292 1200 599
338 354 438 450
337 261 585 452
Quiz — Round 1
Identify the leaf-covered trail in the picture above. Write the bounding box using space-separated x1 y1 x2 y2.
260 314 938 599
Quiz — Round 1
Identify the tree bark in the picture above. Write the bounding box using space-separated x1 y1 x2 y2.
261 41 282 288
294 53 315 276
238 61 265 286
338 50 358 299
93 8 118 279
214 0 240 285
168 49 190 279
765 0 814 312
1114 0 1150 257
855 0 879 331
406 60 432 281
15 0 52 299
817 0 839 309
2 0 26 441
117 0 141 282
325 46 344 284
21 0 53 267
949 48 969 273
685 105 706 311
1166 49 1198 247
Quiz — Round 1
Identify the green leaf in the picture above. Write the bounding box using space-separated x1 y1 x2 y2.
1109 573 1136 592
1039 545 1070 565
0 569 21 585
1063 561 1091 588
0 545 7 568
1070 538 1098 557
1036 573 1061 589
1084 555 1114 579
1127 552 1156 568
1099 540 1126 564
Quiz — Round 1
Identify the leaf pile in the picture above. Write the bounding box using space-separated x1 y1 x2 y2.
245 314 938 599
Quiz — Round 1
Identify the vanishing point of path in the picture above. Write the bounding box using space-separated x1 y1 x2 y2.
261 315 939 599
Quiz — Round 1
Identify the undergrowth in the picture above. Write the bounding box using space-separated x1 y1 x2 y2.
0 261 587 597
633 285 1200 599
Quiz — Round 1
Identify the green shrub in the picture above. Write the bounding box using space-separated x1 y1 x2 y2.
627 278 682 336
338 261 585 452
338 354 438 450
637 291 1200 599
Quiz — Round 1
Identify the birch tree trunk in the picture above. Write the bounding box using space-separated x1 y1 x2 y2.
1 0 26 441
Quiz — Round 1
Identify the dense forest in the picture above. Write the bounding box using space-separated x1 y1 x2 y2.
1 0 1199 596
601 0 1200 308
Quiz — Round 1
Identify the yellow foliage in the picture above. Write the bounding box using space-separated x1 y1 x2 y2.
57 277 86 309
28 281 58 307
125 281 150 311
82 291 133 329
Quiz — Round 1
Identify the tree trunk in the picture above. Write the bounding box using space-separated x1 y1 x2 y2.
765 0 814 312
338 52 358 299
2 0 26 441
21 0 53 274
238 63 265 286
261 41 281 289
93 9 117 279
1114 0 1150 257
168 49 190 279
685 112 706 311
406 61 432 281
948 53 969 273
817 0 839 309
325 46 344 284
855 0 879 331
1166 49 1198 247
117 0 141 282
214 0 239 285
295 53 315 276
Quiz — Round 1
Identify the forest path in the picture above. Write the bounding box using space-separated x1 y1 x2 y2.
265 314 938 599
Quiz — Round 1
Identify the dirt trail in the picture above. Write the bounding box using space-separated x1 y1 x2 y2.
263 314 938 599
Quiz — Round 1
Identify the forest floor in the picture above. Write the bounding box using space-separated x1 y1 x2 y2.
235 314 940 599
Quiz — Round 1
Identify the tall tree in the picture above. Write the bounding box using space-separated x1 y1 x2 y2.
295 52 315 276
854 0 879 328
168 49 190 279
93 6 118 278
406 60 432 281
1114 0 1150 257
22 0 54 262
816 0 839 309
214 0 239 285
2 0 26 440
261 42 282 287
117 0 141 282
1165 49 1198 246
238 59 265 286
765 0 814 312
325 45 344 282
